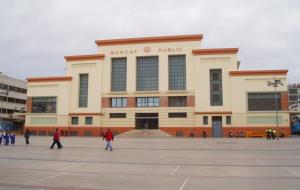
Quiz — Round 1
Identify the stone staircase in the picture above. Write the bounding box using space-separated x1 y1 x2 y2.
118 129 171 138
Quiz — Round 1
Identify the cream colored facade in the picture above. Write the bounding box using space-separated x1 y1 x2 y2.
25 34 290 137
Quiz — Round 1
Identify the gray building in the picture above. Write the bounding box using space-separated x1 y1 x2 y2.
289 84 300 111
0 72 27 132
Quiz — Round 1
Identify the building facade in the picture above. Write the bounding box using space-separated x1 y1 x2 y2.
0 73 27 132
288 84 300 110
25 34 290 137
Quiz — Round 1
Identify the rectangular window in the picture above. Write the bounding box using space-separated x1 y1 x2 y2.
168 112 187 118
111 58 127 91
168 96 187 107
226 116 231 125
111 97 127 108
289 95 298 101
210 69 223 106
136 56 159 91
32 97 56 113
71 117 79 125
110 113 126 118
79 74 88 107
136 97 159 107
289 88 298 94
85 117 93 125
169 55 186 90
203 116 208 125
248 93 281 111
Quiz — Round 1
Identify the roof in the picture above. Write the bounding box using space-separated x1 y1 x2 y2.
27 76 72 83
229 70 288 76
95 34 203 46
64 54 105 61
192 48 239 55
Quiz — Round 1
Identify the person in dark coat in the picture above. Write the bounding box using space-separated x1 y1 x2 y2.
50 128 63 149
10 132 15 145
0 131 3 145
103 129 114 151
24 129 31 145
4 132 10 145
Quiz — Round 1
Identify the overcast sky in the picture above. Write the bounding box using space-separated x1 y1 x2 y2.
0 0 299 83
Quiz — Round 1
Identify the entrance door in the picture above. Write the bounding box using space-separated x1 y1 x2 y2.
135 113 158 129
212 116 222 137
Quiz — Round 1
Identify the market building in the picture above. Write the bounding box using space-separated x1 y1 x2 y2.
25 34 290 137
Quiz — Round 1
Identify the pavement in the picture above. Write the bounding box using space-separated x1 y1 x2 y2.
0 136 300 190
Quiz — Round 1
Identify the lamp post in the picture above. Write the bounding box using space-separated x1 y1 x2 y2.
0 83 9 130
267 77 283 139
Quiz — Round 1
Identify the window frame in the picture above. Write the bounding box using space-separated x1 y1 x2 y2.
109 113 126 118
136 56 159 91
136 97 160 107
31 96 57 113
203 116 208 125
79 73 89 108
85 116 93 125
111 57 127 92
168 112 187 118
111 97 127 108
248 92 281 111
168 55 186 90
226 116 231 125
71 117 79 125
168 96 187 107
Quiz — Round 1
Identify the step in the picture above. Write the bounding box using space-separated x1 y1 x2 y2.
118 129 171 138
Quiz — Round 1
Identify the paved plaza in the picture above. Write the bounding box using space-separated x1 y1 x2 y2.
0 136 300 190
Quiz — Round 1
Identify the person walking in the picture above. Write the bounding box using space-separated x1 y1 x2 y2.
4 131 10 145
24 129 31 145
0 131 3 145
50 128 63 149
271 129 276 140
10 132 15 145
103 129 114 151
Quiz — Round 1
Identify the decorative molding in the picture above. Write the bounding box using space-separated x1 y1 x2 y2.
229 70 288 76
27 76 72 83
69 113 103 116
192 48 238 55
194 111 232 115
64 54 105 61
95 34 203 46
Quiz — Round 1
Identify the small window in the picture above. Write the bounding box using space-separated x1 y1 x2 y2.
136 97 159 107
168 96 187 107
111 97 127 108
168 112 187 118
71 117 79 125
85 117 93 125
110 113 126 118
226 116 231 125
203 116 208 125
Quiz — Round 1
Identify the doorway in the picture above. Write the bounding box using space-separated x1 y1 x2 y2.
212 116 223 137
135 113 158 129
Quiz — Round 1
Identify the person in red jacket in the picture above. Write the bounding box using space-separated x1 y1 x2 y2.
103 129 114 151
50 128 63 149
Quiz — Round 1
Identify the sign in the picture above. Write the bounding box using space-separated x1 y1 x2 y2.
110 47 183 55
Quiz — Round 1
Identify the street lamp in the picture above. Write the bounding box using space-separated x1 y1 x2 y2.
0 83 9 130
267 77 284 139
